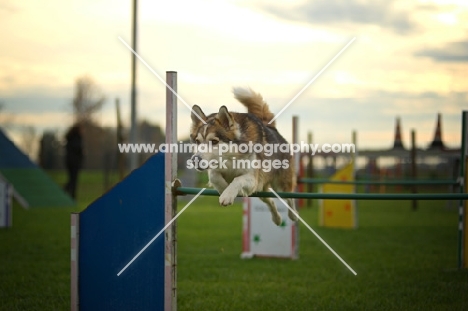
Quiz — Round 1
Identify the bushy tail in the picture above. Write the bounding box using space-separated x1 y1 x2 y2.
233 87 276 127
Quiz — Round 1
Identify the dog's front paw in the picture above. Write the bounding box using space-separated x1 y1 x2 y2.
219 188 238 206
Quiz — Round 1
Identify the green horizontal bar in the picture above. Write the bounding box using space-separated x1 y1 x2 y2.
175 187 468 200
299 178 459 186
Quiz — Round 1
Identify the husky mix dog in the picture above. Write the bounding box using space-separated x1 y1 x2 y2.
189 87 298 226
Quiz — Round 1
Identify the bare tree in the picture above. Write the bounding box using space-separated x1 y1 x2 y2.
72 76 106 123
69 76 107 169
19 126 37 160
0 101 15 128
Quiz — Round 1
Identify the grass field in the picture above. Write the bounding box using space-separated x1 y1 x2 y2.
1 171 467 310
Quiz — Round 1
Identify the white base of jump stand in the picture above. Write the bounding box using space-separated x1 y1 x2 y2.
241 197 299 259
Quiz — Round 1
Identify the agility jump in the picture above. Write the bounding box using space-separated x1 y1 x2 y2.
71 71 468 311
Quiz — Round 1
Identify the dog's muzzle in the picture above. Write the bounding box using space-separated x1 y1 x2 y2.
190 154 206 171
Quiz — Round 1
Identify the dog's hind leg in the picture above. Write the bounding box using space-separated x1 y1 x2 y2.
286 198 298 221
259 197 282 226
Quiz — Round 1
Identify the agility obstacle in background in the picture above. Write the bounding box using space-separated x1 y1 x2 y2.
319 161 357 229
0 128 75 208
71 71 468 311
299 131 358 228
241 197 298 259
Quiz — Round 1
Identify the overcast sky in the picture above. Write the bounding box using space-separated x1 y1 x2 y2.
1 0 467 149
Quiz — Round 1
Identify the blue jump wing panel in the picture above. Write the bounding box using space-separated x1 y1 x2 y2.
78 153 165 310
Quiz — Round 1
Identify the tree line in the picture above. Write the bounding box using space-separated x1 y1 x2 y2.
1 76 165 170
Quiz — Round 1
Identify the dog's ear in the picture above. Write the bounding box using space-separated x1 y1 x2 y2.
217 106 234 128
191 105 206 125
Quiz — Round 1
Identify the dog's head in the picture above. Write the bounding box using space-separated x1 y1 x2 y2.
189 105 239 171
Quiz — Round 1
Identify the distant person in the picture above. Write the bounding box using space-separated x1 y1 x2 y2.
64 123 84 200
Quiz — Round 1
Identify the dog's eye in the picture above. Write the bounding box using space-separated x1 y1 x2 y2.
210 140 219 145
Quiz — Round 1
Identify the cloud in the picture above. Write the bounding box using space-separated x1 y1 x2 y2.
415 41 468 62
259 0 417 34
352 90 468 117
0 1 19 13
265 88 465 147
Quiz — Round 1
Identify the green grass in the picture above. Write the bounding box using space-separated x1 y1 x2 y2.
1 171 467 310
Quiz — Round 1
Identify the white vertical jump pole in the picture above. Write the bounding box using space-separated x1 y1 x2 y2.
165 71 177 310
